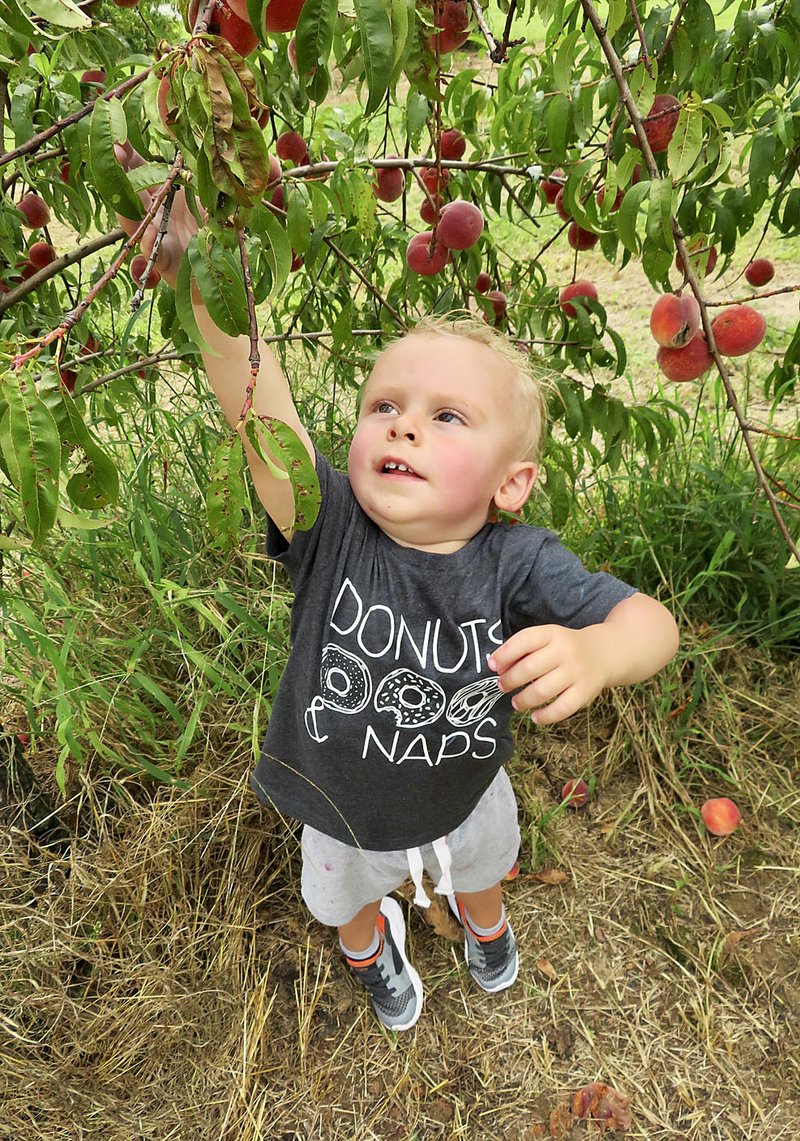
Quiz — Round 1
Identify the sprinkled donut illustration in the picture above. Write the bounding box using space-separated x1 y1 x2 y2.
447 677 506 726
374 668 446 728
319 644 372 714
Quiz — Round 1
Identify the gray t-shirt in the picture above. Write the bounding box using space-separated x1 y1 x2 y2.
251 453 636 850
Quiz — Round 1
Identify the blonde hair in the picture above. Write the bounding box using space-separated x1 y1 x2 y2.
399 313 549 463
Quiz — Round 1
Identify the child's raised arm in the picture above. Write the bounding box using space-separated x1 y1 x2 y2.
115 146 315 539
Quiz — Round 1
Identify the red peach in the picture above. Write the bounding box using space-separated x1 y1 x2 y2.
59 366 77 391
475 271 492 294
186 0 258 55
429 0 471 53
561 778 590 808
440 128 466 160
649 293 702 348
711 305 767 356
80 68 106 85
373 160 405 203
436 199 484 250
419 195 443 225
744 258 774 287
483 289 507 326
263 0 306 33
276 130 310 165
700 797 741 837
560 280 598 318
406 231 451 276
656 333 714 382
567 222 598 251
554 187 571 222
419 165 450 195
130 254 161 288
675 241 718 278
540 169 564 205
27 241 57 269
641 93 681 153
597 184 624 212
18 192 50 230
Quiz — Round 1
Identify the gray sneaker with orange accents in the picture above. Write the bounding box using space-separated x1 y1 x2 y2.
448 895 519 992
344 897 423 1031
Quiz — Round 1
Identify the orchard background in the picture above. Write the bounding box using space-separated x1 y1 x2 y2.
1 1 799 1138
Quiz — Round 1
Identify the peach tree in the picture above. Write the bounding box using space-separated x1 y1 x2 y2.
0 0 798 560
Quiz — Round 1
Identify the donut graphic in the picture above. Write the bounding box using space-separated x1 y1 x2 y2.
447 677 506 726
319 644 372 714
374 668 446 728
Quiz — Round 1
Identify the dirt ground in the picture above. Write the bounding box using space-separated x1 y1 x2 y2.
2 638 798 1141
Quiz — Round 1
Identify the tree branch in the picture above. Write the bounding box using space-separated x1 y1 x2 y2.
0 229 126 313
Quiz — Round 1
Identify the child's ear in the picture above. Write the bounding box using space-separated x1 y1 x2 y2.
494 462 538 514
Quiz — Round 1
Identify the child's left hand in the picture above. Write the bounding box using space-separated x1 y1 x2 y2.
487 624 611 726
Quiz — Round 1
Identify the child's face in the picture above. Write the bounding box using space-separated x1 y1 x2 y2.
348 334 537 553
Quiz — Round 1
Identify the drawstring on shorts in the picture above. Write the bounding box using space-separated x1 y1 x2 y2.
405 836 453 907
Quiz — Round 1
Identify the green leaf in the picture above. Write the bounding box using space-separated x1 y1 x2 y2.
243 411 320 532
287 183 312 255
616 181 650 253
354 0 394 115
188 232 250 338
249 205 293 299
22 0 90 29
206 434 247 549
553 29 580 94
668 107 703 182
545 92 572 162
0 371 61 543
646 176 674 251
295 0 338 73
88 98 144 221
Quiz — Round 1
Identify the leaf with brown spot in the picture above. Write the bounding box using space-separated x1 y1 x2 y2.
719 926 765 963
422 894 462 940
535 957 559 982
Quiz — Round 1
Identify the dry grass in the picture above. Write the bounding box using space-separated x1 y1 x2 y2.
1 633 798 1140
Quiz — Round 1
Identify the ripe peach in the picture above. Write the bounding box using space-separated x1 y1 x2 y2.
419 194 443 225
59 366 77 392
675 240 717 278
554 187 571 222
290 250 304 272
436 199 484 250
429 0 471 53
59 161 71 184
656 333 714 382
744 258 774 287
711 305 766 356
560 280 598 318
483 289 507 326
597 184 624 212
18 192 50 230
642 93 681 153
700 797 741 837
475 270 492 294
186 0 258 55
406 231 451 276
567 222 598 251
276 130 310 165
440 128 466 160
373 160 405 203
649 293 701 348
130 254 161 288
540 169 564 205
80 68 106 86
419 166 450 195
264 0 306 33
113 0 140 7
27 240 56 269
561 778 590 808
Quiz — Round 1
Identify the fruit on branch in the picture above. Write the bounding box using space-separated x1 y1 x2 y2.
436 200 484 250
59 366 77 392
18 192 50 230
744 258 774 287
675 240 717 278
475 271 492 294
265 0 306 33
700 797 741 837
186 0 258 55
561 778 590 807
554 188 571 222
567 223 598 251
27 241 57 269
59 161 71 183
80 68 106 86
559 280 598 318
113 0 140 7
290 250 304 272
130 254 161 288
656 333 714 382
439 128 466 160
406 231 451 276
540 169 564 205
649 293 701 348
597 184 623 212
419 165 450 195
711 304 767 356
373 159 406 203
429 0 471 53
420 194 443 224
276 130 310 165
640 93 681 153
17 259 37 281
483 289 507 326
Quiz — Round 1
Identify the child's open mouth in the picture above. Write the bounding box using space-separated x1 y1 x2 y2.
380 461 422 478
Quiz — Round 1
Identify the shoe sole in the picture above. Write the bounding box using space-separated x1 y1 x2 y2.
379 896 424 1031
447 893 519 993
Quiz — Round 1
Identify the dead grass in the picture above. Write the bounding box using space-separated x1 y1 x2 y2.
1 634 798 1140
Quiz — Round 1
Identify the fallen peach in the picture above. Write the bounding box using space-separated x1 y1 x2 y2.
700 797 741 837
561 778 590 808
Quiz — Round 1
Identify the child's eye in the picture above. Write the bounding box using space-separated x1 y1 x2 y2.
374 400 397 414
436 409 464 424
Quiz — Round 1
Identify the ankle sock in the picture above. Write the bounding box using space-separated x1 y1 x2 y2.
463 904 506 939
340 928 380 964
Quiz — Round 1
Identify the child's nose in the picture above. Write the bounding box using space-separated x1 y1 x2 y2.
387 418 417 442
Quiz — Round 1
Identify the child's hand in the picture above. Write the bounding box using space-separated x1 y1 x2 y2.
487 624 611 726
113 143 202 290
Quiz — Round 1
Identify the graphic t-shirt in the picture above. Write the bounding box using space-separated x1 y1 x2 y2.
251 453 636 850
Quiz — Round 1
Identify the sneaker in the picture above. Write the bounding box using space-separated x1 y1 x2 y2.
344 897 423 1031
448 895 519 993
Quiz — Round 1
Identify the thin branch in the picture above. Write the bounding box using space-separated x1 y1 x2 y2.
0 229 126 313
657 0 690 64
628 0 653 77
236 227 261 423
705 283 800 307
581 0 799 564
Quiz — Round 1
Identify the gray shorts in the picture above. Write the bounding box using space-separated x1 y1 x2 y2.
300 767 520 927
